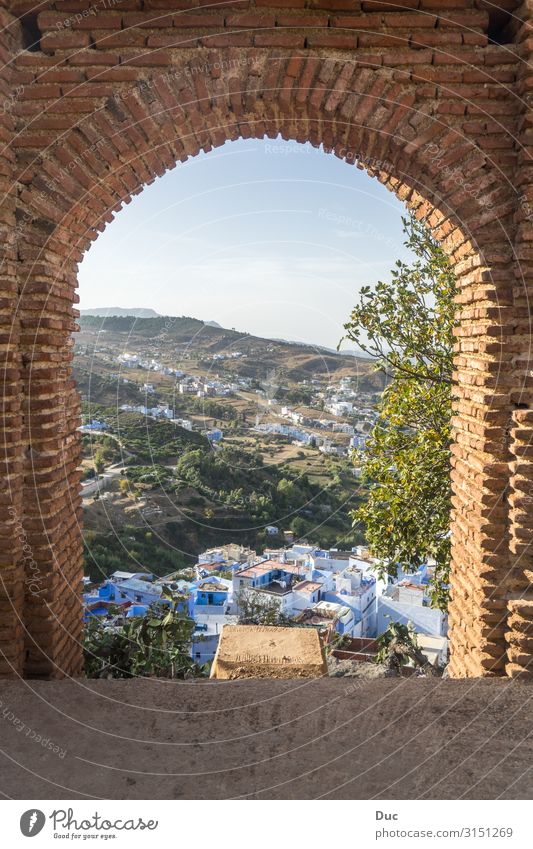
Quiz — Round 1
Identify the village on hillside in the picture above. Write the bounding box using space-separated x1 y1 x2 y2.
83 541 448 678
77 315 447 679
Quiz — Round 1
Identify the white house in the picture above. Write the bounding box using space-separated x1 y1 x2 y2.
377 581 447 638
326 566 377 637
327 401 353 416
310 550 352 573
172 418 193 431
290 580 323 613
348 552 388 597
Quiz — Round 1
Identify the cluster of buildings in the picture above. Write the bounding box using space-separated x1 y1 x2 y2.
83 542 448 669
117 353 175 375
252 386 376 456
116 350 251 399
253 412 369 457
79 419 108 433
177 376 237 398
254 421 317 445
210 351 246 361
119 403 174 418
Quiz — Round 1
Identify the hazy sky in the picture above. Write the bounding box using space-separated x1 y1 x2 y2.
78 138 413 351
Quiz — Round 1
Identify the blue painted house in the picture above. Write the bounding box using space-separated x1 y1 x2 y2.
111 577 163 606
194 577 229 608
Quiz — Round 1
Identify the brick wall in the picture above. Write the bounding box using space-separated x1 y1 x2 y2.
0 0 531 678
0 0 24 677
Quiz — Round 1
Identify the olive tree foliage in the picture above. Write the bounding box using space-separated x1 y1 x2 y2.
84 586 207 679
236 589 291 626
342 215 457 610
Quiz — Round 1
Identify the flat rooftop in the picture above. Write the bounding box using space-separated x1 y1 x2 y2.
235 559 305 579
235 561 273 579
293 580 322 593
198 582 228 593
257 581 293 596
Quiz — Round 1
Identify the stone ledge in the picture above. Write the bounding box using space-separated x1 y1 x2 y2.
0 678 531 799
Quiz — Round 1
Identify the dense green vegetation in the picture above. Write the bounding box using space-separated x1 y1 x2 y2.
173 443 365 541
113 413 207 462
84 587 207 679
82 410 366 578
344 216 455 610
184 397 236 421
77 312 374 578
84 526 190 582
81 409 207 462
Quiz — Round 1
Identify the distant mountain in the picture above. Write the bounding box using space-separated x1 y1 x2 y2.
81 307 160 318
204 320 222 328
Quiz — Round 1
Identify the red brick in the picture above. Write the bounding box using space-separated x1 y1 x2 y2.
433 48 482 65
295 56 320 104
362 0 419 9
411 31 462 47
144 0 198 7
49 97 98 113
93 31 147 49
436 100 466 114
67 50 120 65
356 52 383 66
85 67 139 81
202 34 253 46
37 11 72 28
383 13 437 26
147 34 198 47
462 32 488 47
54 0 140 9
40 32 91 51
331 13 378 27
70 13 124 30
485 51 519 68
255 0 305 5
308 0 358 8
307 34 358 48
437 10 489 28
61 82 115 97
27 115 76 130
359 33 406 47
226 13 275 27
382 48 433 65
254 33 305 47
37 69 86 83
286 54 305 76
122 12 174 27
174 12 226 26
120 51 173 66
20 84 62 100
420 0 470 7
277 13 329 26
198 0 250 5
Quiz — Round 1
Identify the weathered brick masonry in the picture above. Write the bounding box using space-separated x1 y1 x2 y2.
0 0 532 678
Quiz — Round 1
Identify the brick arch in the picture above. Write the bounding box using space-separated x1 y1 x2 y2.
18 52 517 255
1 0 532 680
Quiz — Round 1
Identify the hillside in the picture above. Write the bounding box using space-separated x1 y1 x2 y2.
75 311 379 578
77 313 383 387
